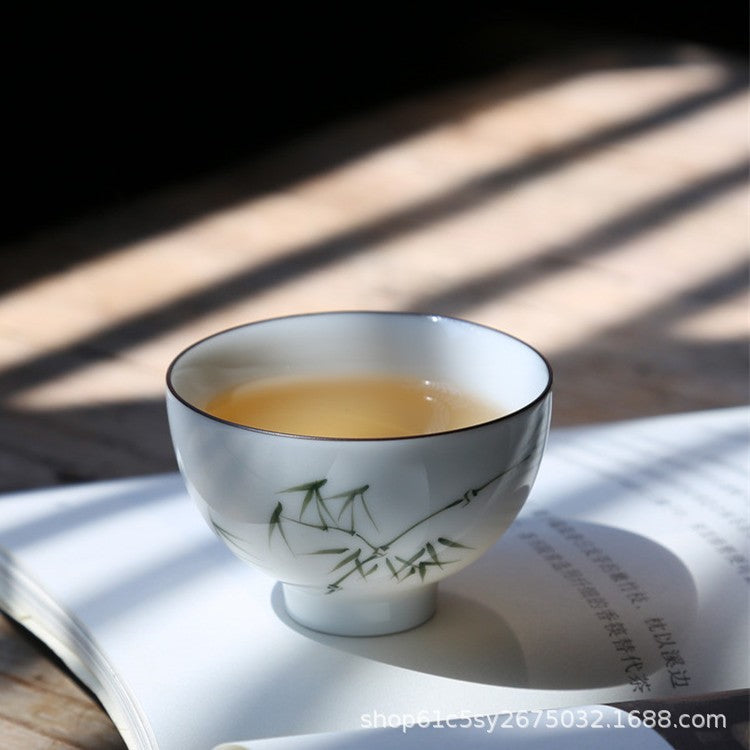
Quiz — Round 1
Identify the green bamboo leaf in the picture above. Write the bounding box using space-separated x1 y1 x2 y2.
281 479 327 493
418 562 427 581
299 488 315 520
326 484 369 499
425 542 443 568
325 485 378 531
405 548 426 565
403 566 417 580
359 490 379 531
306 548 350 555
213 524 260 561
395 548 425 573
269 502 282 539
336 493 356 521
316 492 338 526
331 548 362 572
269 502 292 550
316 506 330 529
395 547 424 573
213 523 243 544
438 537 474 549
385 558 399 579
354 556 376 579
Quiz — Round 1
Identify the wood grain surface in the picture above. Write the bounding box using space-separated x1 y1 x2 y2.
0 44 747 749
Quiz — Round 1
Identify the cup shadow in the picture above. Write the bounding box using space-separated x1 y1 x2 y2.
272 587 528 687
272 520 698 692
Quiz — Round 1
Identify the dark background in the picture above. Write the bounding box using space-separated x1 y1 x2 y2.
4 4 747 241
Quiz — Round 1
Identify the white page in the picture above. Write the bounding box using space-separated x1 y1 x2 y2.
0 407 747 749
215 706 672 749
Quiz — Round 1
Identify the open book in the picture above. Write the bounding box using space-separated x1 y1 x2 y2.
0 408 747 749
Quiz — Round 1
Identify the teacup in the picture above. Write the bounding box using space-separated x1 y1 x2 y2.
166 312 552 636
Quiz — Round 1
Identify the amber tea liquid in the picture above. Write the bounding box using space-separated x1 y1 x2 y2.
204 374 502 438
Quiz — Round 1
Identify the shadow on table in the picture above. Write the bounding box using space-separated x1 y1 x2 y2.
0 44 747 490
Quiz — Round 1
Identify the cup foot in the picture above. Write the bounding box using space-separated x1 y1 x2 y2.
281 583 438 636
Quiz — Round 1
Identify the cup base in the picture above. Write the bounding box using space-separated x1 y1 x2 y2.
281 583 438 636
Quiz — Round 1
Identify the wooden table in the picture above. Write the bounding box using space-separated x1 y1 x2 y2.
0 44 747 749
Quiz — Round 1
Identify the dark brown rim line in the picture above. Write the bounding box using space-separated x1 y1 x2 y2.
165 311 554 442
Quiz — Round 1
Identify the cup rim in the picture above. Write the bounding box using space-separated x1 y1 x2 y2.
166 311 553 442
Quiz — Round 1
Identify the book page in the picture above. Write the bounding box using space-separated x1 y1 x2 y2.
0 408 746 749
215 705 673 749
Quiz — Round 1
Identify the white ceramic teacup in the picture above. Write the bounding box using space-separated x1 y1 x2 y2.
166 312 552 636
